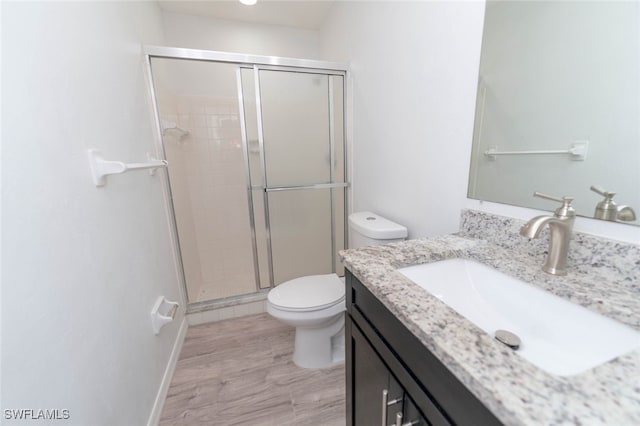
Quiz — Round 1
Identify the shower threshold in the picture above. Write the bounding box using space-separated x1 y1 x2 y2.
187 289 270 314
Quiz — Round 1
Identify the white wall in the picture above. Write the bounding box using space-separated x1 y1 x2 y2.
320 1 486 238
0 0 4 408
161 11 321 59
2 2 185 425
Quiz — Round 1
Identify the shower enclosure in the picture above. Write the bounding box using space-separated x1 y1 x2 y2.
145 47 348 310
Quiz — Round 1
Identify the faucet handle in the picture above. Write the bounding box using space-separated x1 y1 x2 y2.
590 185 616 200
533 191 570 203
533 192 575 218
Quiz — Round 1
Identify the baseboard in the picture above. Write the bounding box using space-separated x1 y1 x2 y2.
146 317 188 426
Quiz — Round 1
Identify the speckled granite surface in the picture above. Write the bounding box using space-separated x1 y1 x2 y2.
340 209 640 426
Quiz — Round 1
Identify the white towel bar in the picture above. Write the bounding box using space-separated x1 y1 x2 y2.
484 141 588 161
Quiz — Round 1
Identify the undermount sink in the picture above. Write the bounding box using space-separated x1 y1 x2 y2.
398 259 640 376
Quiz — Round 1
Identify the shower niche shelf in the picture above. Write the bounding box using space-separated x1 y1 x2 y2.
88 149 168 187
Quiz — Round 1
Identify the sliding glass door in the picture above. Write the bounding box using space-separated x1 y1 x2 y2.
149 49 347 306
241 67 347 287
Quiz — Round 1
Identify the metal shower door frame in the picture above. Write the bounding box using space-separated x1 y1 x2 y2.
244 65 348 288
144 45 349 311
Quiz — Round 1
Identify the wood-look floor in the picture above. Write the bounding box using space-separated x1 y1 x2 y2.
160 313 346 426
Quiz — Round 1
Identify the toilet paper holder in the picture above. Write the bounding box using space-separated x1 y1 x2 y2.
151 296 179 335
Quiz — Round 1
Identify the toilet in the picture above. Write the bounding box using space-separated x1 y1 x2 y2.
267 211 408 369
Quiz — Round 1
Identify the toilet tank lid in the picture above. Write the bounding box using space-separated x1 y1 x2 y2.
349 211 408 240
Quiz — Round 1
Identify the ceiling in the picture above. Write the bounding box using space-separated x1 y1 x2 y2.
157 0 336 30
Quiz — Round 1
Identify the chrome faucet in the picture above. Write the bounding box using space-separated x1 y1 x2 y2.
590 185 636 222
520 192 575 276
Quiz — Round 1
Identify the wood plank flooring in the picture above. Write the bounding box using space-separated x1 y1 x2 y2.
160 313 346 426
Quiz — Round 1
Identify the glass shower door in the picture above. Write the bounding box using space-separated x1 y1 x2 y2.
241 68 347 286
148 48 348 309
150 58 258 303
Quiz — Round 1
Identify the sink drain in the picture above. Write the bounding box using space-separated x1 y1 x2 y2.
495 330 521 350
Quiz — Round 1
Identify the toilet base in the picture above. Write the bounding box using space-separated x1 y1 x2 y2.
292 314 345 369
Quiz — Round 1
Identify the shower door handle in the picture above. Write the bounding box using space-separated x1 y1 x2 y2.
263 182 349 192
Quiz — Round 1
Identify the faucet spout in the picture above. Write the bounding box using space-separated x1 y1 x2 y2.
520 215 574 276
520 215 558 239
520 193 576 276
617 206 636 222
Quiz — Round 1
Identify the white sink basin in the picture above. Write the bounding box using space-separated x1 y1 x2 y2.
398 258 640 376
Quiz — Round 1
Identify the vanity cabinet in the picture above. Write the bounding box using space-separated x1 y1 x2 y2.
351 321 430 425
345 270 503 426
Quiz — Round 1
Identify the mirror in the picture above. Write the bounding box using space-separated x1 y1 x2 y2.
468 0 639 225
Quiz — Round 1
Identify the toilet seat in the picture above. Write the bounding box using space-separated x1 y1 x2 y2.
268 274 345 312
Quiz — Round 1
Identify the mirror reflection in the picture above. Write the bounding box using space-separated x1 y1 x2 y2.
468 0 639 225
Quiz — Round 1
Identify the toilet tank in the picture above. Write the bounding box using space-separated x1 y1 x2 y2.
348 211 408 249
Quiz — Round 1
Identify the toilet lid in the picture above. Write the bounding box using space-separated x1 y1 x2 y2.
268 274 345 311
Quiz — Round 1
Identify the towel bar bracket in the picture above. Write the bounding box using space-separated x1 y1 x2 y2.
88 149 168 187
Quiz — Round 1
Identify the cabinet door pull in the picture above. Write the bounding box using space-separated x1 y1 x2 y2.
382 389 389 426
395 412 403 426
382 389 403 426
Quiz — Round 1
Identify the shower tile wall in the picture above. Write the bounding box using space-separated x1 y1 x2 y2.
160 92 256 302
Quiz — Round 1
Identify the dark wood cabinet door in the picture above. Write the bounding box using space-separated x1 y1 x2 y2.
351 319 390 426
402 394 428 426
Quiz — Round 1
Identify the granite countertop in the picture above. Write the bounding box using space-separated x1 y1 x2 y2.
339 210 640 426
